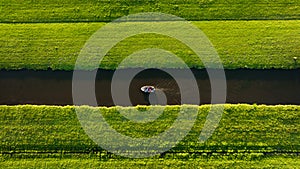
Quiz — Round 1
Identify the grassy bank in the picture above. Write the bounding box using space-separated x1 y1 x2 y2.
0 20 299 70
1 0 299 23
1 156 299 168
0 104 299 153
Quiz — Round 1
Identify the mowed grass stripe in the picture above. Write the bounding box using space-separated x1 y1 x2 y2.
0 20 299 70
0 105 299 152
0 0 299 23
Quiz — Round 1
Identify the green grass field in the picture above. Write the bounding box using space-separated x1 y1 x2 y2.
1 0 299 23
0 104 299 168
0 20 299 70
1 156 300 169
0 105 299 153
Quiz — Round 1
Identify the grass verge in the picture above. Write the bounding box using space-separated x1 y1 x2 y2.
0 104 299 153
0 20 299 70
0 156 300 168
1 0 299 23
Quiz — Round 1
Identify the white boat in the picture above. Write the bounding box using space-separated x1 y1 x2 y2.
141 86 155 93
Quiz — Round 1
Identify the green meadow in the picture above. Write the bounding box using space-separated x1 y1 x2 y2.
0 105 299 153
1 157 300 169
0 20 299 70
0 105 299 168
1 0 299 23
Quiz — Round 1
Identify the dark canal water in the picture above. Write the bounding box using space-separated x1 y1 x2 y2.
0 69 299 106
